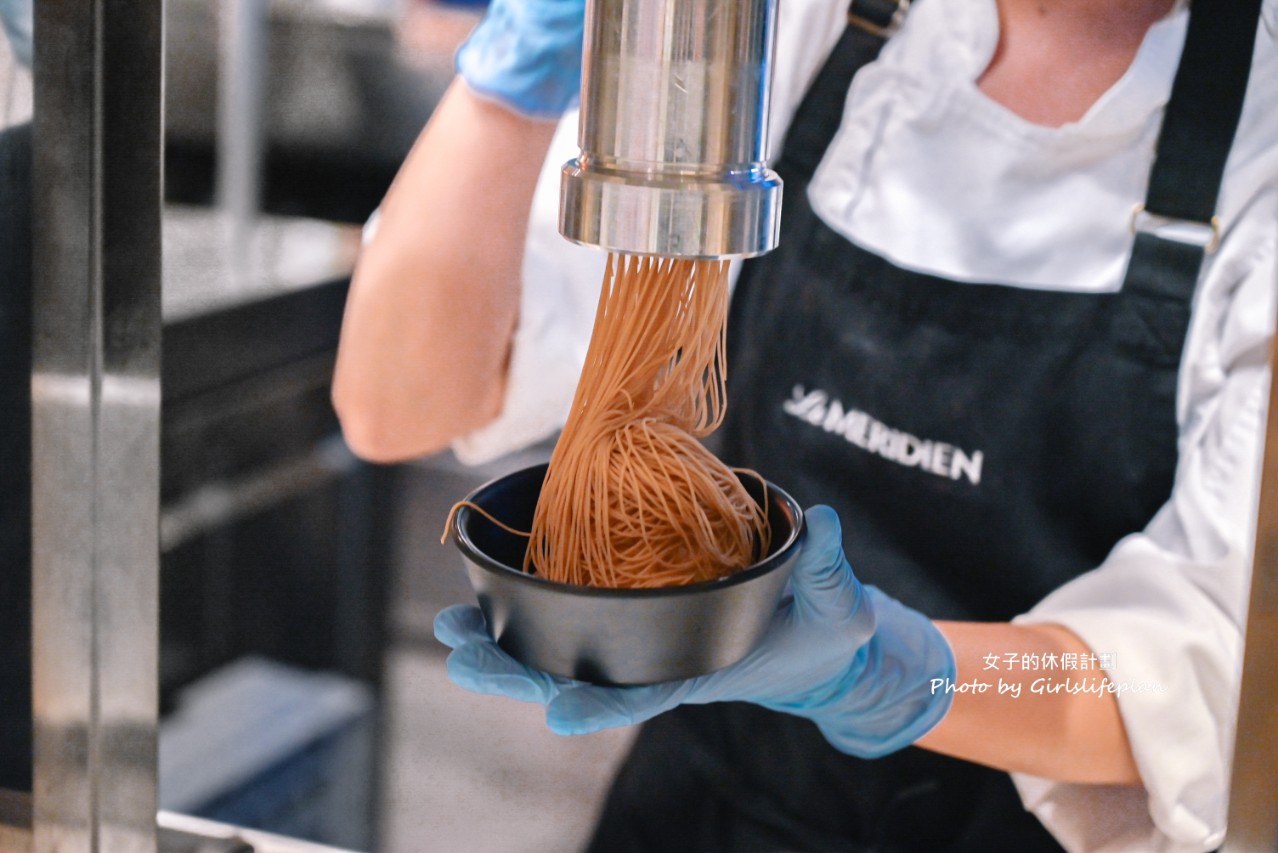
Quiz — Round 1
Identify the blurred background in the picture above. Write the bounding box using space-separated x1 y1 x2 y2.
0 1 632 850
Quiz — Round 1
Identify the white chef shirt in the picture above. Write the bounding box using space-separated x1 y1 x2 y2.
451 1 1278 850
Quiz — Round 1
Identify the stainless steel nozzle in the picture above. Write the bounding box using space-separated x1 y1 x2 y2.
559 0 782 259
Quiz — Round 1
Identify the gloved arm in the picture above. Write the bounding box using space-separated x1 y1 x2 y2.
334 0 583 459
455 0 585 119
435 505 956 758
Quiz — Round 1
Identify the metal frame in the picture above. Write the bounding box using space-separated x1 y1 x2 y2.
216 0 269 278
1222 335 1278 850
31 1 163 850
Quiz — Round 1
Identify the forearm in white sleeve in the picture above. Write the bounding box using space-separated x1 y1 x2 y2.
1010 228 1276 852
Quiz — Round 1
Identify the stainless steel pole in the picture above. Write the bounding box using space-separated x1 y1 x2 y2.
1222 328 1278 849
217 0 269 283
31 0 163 850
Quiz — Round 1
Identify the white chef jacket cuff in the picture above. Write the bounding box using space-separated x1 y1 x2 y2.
449 318 581 466
1008 535 1243 853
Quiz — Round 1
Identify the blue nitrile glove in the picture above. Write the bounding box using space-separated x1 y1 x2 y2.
1 0 32 69
454 0 584 119
435 506 956 758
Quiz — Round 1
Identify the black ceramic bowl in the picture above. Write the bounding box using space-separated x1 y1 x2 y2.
451 463 806 685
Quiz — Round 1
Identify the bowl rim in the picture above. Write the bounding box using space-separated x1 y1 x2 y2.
452 462 806 599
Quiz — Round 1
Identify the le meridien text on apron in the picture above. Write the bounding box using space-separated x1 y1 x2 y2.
783 386 984 486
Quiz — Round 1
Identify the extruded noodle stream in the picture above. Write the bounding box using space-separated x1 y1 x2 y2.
447 253 771 588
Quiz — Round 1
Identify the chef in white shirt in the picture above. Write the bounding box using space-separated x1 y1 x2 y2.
333 0 1278 849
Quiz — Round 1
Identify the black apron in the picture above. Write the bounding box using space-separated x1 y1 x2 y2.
587 0 1259 850
0 120 33 792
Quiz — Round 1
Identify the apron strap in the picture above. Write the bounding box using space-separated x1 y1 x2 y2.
1121 0 1262 301
848 0 911 38
778 0 903 181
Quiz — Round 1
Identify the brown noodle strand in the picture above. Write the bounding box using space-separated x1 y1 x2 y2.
525 254 771 588
439 500 532 545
